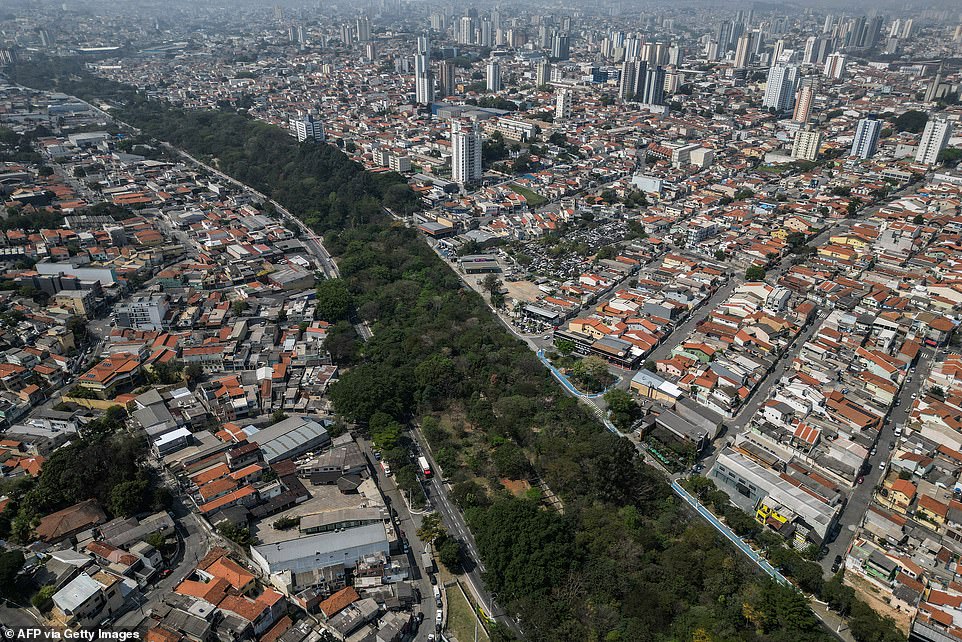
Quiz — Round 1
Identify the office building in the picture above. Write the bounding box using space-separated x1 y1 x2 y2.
486 60 501 92
536 60 552 86
850 116 882 159
438 60 456 98
791 129 822 161
763 63 799 112
734 33 753 69
414 35 433 105
792 83 816 124
289 113 325 142
452 122 482 186
555 89 572 120
823 52 846 79
915 118 953 165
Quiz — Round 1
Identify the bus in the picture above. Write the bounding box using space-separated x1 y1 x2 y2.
418 456 433 478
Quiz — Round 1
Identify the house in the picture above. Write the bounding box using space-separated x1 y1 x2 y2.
35 499 107 544
51 571 125 627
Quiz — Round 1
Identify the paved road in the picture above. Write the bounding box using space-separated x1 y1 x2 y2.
356 438 437 642
818 345 939 573
113 492 213 628
410 425 524 640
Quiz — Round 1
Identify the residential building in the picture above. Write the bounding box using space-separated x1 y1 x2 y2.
486 60 501 92
793 83 816 124
414 35 433 105
823 52 846 79
451 122 482 186
289 113 324 143
792 129 822 161
851 116 882 159
555 89 572 121
763 64 799 112
915 118 953 165
115 295 169 330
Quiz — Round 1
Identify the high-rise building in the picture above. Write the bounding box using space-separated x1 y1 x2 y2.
619 60 647 100
555 89 572 120
850 116 882 159
480 19 493 47
552 33 571 61
915 118 953 165
823 52 846 79
415 35 433 105
340 24 353 45
667 42 682 67
803 36 832 65
792 83 816 123
536 60 552 86
486 60 502 92
770 39 786 67
763 64 799 112
439 60 456 98
791 129 821 161
641 65 666 106
733 33 753 69
451 123 482 186
430 12 446 32
458 16 475 45
356 17 371 42
289 113 325 142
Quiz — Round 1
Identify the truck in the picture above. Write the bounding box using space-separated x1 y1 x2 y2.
418 456 433 478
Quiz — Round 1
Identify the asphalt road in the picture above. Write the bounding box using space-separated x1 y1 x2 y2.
355 438 439 642
113 493 213 628
410 425 524 640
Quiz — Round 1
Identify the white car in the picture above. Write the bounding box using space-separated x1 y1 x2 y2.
879 461 886 471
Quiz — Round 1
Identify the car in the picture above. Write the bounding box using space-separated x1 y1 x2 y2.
416 612 424 624
373 451 381 460
911 393 918 399
889 441 896 450
879 461 886 471
831 555 843 573
159 568 172 579
870 447 877 456
429 574 437 585
856 476 864 485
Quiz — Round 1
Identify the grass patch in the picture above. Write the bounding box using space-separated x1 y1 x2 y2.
445 582 491 642
509 183 547 207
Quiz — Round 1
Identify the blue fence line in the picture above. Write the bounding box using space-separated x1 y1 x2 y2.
670 480 790 586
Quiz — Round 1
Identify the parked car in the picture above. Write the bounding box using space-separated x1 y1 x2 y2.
889 441 896 450
832 555 843 573
856 476 864 485
879 461 886 471
159 568 172 579
870 447 877 456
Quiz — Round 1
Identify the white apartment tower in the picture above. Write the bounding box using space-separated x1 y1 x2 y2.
763 64 799 112
791 129 822 161
486 60 502 92
823 52 846 80
451 123 482 186
915 118 953 165
415 35 433 105
850 116 882 159
289 113 325 142
555 89 572 121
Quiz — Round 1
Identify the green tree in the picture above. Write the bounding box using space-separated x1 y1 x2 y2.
315 278 352 322
570 355 611 392
437 534 463 572
892 110 928 133
554 338 574 357
0 550 25 597
745 265 766 281
270 410 288 424
493 441 531 479
110 478 149 517
416 513 447 544
604 389 640 431
31 584 57 611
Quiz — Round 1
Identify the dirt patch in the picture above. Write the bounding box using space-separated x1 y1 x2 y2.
501 478 532 496
844 573 912 634
505 279 543 304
